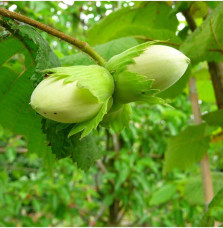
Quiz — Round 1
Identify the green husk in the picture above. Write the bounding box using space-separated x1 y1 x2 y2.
43 65 114 103
101 103 132 132
106 41 158 78
31 65 114 138
105 41 167 105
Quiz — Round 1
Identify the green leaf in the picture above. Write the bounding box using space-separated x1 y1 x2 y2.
101 103 132 132
88 2 178 45
200 214 215 227
184 82 215 104
103 195 114 207
171 1 190 14
5 146 16 163
42 120 102 171
196 80 215 103
163 124 210 173
201 187 223 225
191 65 211 80
114 161 130 191
114 70 165 105
0 19 60 172
184 172 223 206
71 134 103 171
183 67 215 103
203 109 223 127
108 26 182 46
150 184 177 206
189 2 208 19
60 37 139 66
206 1 220 9
18 25 61 85
180 2 223 64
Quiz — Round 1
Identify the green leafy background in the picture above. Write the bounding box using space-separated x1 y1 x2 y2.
0 1 223 227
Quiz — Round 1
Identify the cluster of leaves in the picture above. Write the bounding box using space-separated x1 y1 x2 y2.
0 0 223 226
0 127 99 226
0 17 106 171
0 98 211 226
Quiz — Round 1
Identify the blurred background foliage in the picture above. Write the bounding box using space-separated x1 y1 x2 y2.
0 1 223 226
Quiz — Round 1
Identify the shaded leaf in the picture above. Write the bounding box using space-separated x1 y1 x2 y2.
184 172 223 205
60 37 139 66
88 2 178 45
203 109 223 127
150 184 177 206
201 187 223 225
180 3 223 64
101 103 132 132
42 120 102 171
0 20 60 172
163 124 210 173
109 26 182 46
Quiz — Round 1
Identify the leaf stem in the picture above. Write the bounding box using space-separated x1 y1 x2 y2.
132 35 180 47
133 35 223 54
0 7 106 66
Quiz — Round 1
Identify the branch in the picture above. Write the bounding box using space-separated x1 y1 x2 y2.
183 6 223 108
89 204 107 226
0 8 106 66
182 8 197 32
133 35 223 54
189 77 214 210
112 133 120 152
182 6 223 109
132 35 180 47
96 160 114 184
208 62 223 109
0 147 27 153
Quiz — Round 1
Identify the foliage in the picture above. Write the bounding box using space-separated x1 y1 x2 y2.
163 123 210 173
87 2 178 45
0 20 58 173
181 2 223 64
201 187 223 226
0 1 223 227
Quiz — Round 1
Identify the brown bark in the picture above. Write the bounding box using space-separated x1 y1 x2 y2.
108 133 121 226
208 62 223 109
189 77 214 210
183 8 223 109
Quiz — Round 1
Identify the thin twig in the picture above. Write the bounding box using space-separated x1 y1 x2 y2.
208 62 223 109
208 48 223 54
132 35 180 47
183 7 215 213
189 77 214 210
1 164 38 172
89 204 107 226
112 133 120 152
133 35 223 54
182 8 197 32
8 135 23 147
116 209 127 224
0 8 106 66
96 160 114 184
96 160 108 173
0 147 27 153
